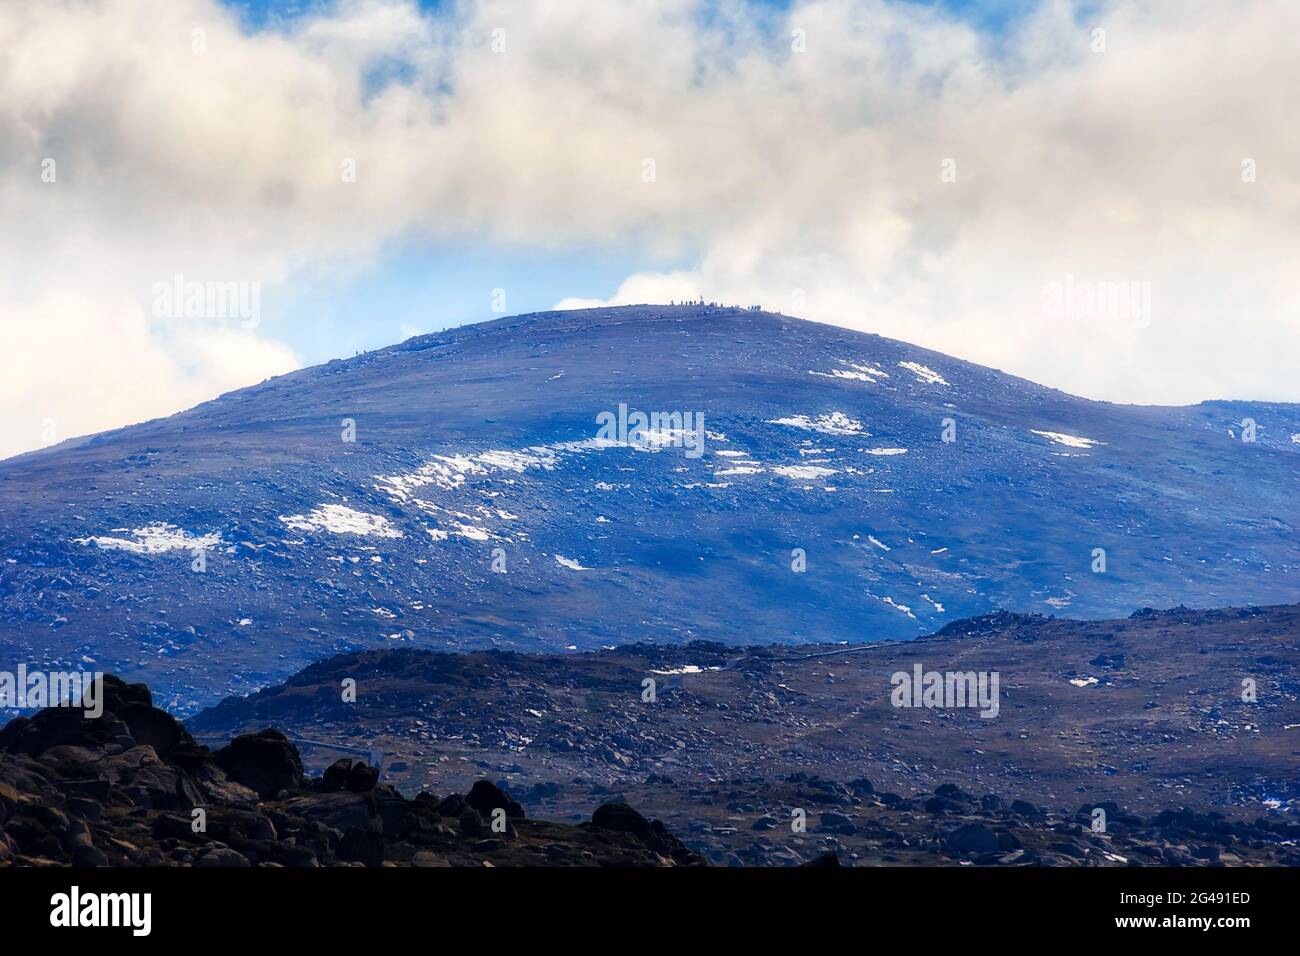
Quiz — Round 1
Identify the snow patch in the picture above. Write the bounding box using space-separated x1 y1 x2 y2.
76 523 221 555
772 465 837 479
810 360 890 384
881 596 916 618
1031 430 1104 449
768 412 864 436
898 361 948 385
279 505 403 538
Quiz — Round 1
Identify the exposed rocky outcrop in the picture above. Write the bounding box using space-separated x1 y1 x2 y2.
5 675 1297 867
0 676 704 867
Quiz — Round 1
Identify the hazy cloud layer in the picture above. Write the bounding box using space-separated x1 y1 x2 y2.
3 0 1299 458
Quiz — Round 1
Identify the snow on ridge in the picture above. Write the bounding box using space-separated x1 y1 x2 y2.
76 523 221 555
376 434 692 504
279 504 403 538
898 361 948 385
921 593 945 612
768 411 864 436
810 360 890 384
772 464 837 479
881 595 916 618
376 447 562 500
1030 430 1105 449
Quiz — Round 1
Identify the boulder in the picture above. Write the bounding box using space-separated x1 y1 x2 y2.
591 801 652 838
214 730 304 799
945 823 1000 855
465 780 524 820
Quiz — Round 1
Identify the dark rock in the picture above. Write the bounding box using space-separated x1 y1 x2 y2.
800 851 841 867
347 762 380 793
118 704 186 758
337 828 384 867
945 824 1000 855
820 811 857 835
214 730 304 799
591 802 652 838
1011 799 1044 818
848 778 875 796
458 808 485 838
1052 841 1088 860
925 796 963 815
464 780 524 820
194 847 250 868
935 784 972 802
321 758 355 792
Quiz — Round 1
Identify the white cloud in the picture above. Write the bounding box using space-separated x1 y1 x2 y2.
3 0 1299 457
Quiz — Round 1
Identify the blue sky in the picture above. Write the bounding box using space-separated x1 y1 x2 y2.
8 0 1298 459
220 0 1041 365
270 241 670 365
224 0 1040 31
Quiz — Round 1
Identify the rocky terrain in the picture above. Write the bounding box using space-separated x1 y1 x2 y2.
0 676 703 867
184 603 1300 866
3 306 1297 714
3 655 1298 867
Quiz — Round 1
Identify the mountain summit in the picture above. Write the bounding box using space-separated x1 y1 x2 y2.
2 305 1296 711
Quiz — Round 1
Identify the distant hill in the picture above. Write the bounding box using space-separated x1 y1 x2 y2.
2 305 1297 712
185 602 1300 866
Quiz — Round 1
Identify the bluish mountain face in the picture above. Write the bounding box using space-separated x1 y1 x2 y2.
2 305 1296 713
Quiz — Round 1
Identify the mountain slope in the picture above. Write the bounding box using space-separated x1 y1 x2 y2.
2 305 1297 712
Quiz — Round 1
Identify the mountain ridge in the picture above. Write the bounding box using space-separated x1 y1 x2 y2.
12 304 1294 466
2 305 1296 712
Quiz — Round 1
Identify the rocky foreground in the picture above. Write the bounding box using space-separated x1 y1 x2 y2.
0 676 702 867
184 604 1300 864
3 672 1299 866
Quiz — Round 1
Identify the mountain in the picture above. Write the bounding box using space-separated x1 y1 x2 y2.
2 305 1297 712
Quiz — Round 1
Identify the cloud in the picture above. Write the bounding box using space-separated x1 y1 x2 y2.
3 0 1299 456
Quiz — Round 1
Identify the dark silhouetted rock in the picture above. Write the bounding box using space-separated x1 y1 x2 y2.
801 851 841 867
945 824 1000 855
465 780 524 819
214 730 304 799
